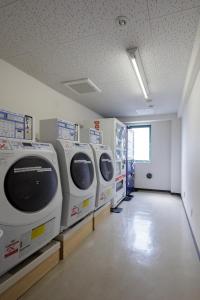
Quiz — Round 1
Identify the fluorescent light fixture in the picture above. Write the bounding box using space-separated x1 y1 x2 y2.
127 47 150 100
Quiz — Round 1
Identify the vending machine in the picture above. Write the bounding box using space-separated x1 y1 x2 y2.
126 128 135 197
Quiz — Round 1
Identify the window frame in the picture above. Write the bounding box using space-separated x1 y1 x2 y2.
127 124 151 163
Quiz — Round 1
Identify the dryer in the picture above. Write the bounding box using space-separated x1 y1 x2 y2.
91 144 114 209
0 139 62 276
40 119 97 230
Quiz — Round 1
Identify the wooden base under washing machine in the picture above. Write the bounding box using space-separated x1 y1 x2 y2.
56 213 94 260
93 202 111 230
0 240 60 300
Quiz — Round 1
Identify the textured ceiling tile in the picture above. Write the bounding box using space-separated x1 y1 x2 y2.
0 1 42 58
0 0 17 8
27 0 148 44
149 7 200 107
93 0 148 21
0 0 200 116
148 0 200 19
8 34 133 84
5 14 153 84
151 7 200 71
0 0 148 56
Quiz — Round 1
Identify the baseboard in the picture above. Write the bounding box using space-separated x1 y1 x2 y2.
170 192 181 197
134 188 181 197
135 188 171 193
181 198 200 261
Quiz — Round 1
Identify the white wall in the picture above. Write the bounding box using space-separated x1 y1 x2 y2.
182 68 200 249
171 119 181 193
0 59 101 139
120 113 177 124
134 120 171 191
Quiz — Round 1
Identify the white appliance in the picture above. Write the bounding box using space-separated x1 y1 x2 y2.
0 139 62 276
91 144 114 209
80 127 114 210
40 119 97 230
81 118 127 208
80 127 103 145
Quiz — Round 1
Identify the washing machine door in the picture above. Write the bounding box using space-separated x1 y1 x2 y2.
70 152 94 190
4 156 58 212
99 153 114 182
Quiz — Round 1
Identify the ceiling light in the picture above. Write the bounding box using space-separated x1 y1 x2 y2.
127 47 150 100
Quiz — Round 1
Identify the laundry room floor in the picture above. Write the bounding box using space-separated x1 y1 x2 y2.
20 192 200 300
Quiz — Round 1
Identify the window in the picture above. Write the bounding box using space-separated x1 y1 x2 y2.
127 125 151 162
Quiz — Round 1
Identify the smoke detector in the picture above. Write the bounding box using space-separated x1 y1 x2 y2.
63 78 101 94
116 16 128 26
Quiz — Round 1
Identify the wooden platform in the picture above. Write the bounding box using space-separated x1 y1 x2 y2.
93 202 111 229
0 240 60 300
56 214 94 260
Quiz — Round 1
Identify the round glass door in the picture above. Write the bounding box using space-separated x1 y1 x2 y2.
99 153 114 182
70 152 94 190
4 156 58 212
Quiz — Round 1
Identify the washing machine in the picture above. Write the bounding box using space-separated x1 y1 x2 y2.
0 139 62 276
80 127 114 209
40 118 97 230
91 144 114 209
54 139 96 230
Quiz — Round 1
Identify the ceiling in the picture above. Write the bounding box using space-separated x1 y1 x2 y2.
0 0 200 117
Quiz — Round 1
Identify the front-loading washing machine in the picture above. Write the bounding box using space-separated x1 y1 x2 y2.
53 140 96 230
90 144 114 209
0 139 62 276
80 127 115 210
40 118 97 230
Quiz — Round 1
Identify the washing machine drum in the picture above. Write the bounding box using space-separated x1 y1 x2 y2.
70 152 94 190
4 156 58 212
99 153 114 182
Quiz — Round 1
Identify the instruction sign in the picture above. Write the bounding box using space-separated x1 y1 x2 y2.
0 109 33 140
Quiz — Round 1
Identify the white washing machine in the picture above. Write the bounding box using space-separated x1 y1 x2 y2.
81 119 127 208
40 118 97 230
54 139 96 230
0 139 62 276
80 127 115 210
91 144 114 209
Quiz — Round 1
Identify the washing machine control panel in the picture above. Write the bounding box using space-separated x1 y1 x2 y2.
0 139 52 151
59 139 90 151
92 144 109 151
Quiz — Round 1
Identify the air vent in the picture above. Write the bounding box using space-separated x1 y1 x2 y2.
63 78 101 94
136 108 154 115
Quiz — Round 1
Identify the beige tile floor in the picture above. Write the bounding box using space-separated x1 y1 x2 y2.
21 191 200 300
